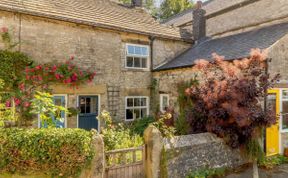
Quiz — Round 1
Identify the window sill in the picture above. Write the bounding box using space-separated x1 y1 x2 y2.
122 68 151 72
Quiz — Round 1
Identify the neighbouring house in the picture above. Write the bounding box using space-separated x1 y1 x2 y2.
0 0 192 130
154 0 288 156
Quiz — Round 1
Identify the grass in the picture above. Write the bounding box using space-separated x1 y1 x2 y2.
186 167 227 178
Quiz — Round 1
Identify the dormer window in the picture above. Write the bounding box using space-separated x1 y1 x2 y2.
126 44 149 69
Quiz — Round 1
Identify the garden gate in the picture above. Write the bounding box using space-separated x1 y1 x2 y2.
105 146 145 178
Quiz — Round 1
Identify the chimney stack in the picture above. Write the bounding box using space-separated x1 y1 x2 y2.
132 0 142 7
193 1 206 42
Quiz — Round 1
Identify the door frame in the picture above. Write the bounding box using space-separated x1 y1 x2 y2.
76 94 101 131
37 94 68 128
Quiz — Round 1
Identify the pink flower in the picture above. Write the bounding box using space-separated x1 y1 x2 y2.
23 101 31 108
55 74 61 80
71 73 78 81
70 55 74 60
1 27 8 33
26 75 30 80
38 76 43 81
19 83 25 91
25 67 30 73
35 65 42 70
5 100 11 107
45 67 49 71
52 65 57 72
14 98 21 106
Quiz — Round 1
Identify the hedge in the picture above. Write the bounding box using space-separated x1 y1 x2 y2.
0 128 95 177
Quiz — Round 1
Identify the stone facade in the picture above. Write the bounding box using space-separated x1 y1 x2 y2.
0 10 191 127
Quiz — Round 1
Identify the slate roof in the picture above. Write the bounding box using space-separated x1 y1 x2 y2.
155 22 288 71
0 0 190 41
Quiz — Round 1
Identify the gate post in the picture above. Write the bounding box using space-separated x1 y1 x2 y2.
144 125 163 178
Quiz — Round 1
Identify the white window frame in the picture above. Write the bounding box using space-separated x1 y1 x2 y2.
125 43 150 70
280 89 288 133
160 94 169 112
125 96 149 121
38 94 68 128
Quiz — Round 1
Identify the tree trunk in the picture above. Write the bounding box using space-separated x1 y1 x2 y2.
253 159 259 178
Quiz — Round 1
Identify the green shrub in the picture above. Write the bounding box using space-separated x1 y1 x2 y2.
98 110 143 151
0 128 95 177
258 155 288 169
129 116 155 136
186 167 227 178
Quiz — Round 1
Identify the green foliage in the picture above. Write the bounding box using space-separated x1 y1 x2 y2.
0 50 33 90
244 138 264 161
175 111 189 135
98 110 143 151
129 116 155 136
153 112 175 138
175 79 198 135
258 155 288 169
0 128 95 177
186 167 227 178
0 79 17 127
30 91 68 128
160 0 193 20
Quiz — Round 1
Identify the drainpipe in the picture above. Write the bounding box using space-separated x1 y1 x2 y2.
149 36 155 115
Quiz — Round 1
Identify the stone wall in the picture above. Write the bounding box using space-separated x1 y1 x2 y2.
0 10 190 123
144 125 247 178
152 67 198 112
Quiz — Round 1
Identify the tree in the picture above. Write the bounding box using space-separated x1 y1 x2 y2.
185 49 279 178
159 0 193 20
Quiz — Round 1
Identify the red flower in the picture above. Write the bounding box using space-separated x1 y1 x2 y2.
26 75 30 80
55 74 61 80
23 101 31 108
71 73 78 81
38 76 43 81
52 65 57 72
35 65 42 70
25 67 30 73
70 55 75 60
14 98 21 106
1 27 8 33
19 83 25 91
45 67 49 71
5 100 11 107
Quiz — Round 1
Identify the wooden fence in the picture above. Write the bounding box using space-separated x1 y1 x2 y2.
105 146 145 178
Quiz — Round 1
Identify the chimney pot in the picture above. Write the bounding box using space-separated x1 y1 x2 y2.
132 0 142 7
195 1 203 9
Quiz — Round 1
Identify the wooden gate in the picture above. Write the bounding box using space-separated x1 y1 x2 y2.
105 146 145 178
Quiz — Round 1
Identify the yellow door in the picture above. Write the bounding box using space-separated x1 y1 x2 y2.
266 89 280 156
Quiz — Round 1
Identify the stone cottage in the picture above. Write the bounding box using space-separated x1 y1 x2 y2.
0 0 192 130
154 0 288 156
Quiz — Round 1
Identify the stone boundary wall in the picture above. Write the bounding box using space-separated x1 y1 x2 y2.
144 125 247 178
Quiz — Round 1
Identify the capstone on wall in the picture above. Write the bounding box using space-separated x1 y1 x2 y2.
0 10 190 122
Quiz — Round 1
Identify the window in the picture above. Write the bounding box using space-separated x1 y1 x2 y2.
282 90 288 131
125 96 149 121
160 94 169 112
126 44 149 69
